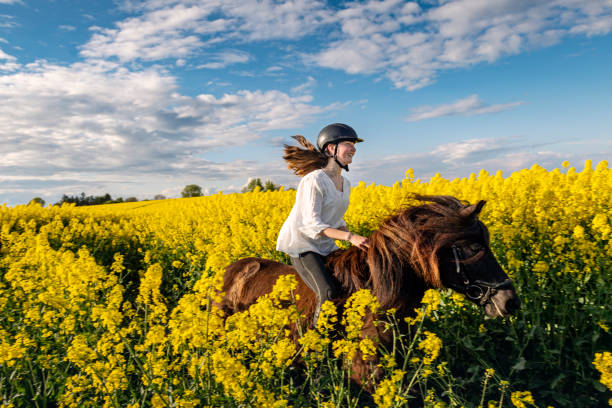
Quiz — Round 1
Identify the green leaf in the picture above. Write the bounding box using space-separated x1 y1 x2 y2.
550 373 565 388
593 381 607 392
512 357 526 371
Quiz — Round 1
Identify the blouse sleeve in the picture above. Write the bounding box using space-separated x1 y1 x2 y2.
297 175 331 239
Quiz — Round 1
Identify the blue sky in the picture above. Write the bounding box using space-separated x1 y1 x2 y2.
1 0 611 206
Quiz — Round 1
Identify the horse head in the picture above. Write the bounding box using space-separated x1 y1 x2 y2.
437 200 520 317
367 195 520 318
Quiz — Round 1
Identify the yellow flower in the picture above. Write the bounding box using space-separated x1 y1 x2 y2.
342 289 380 339
373 370 406 408
317 300 338 332
264 338 296 368
593 351 612 391
359 338 377 358
421 289 441 312
299 329 330 357
418 331 443 365
510 391 535 408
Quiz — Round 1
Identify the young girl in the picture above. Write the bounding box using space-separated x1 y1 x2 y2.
277 123 369 325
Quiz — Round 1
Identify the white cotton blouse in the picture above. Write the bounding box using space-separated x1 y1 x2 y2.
276 169 350 258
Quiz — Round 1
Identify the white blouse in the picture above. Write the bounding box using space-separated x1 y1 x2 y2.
276 169 350 257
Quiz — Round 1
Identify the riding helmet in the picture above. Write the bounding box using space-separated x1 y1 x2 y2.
316 123 364 153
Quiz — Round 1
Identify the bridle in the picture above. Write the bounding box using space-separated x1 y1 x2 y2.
450 244 513 305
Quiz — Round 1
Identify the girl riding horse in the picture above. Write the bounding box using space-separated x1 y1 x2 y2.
276 123 369 326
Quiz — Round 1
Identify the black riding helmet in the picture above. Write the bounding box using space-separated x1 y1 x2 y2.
316 123 364 171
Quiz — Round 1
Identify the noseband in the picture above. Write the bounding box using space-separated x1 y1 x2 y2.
451 245 513 305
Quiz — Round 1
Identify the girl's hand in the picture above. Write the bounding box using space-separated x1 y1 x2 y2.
347 232 369 251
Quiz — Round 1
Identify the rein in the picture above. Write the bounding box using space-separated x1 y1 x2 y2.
451 245 513 305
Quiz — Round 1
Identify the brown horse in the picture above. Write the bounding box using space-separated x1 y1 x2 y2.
220 195 520 387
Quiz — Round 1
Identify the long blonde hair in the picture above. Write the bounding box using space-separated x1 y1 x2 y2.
283 135 329 177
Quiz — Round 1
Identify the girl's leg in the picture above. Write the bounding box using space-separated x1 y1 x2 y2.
290 251 337 326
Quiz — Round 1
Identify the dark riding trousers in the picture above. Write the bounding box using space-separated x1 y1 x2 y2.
290 251 338 314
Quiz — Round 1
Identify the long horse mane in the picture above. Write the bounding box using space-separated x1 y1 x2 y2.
327 195 485 310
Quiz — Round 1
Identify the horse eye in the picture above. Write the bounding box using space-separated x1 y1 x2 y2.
467 243 485 255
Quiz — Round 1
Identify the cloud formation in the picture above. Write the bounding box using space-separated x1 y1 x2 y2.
0 47 15 60
1 0 610 206
197 50 251 69
349 135 585 186
313 0 612 89
406 94 524 121
76 1 612 90
81 0 331 62
0 59 337 186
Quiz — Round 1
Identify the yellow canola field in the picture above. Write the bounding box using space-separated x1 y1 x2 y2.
0 160 610 408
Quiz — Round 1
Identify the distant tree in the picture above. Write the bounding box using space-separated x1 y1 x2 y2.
263 180 280 192
242 178 264 193
182 184 202 198
154 194 167 200
242 178 281 193
125 197 138 202
29 197 45 206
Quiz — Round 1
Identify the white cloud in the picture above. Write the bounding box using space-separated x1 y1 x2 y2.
406 94 524 121
0 14 18 29
430 137 505 164
0 60 340 193
219 0 332 41
81 3 213 61
312 0 612 90
74 0 612 90
291 76 316 94
197 49 251 69
0 47 19 71
0 47 16 60
348 136 606 186
80 0 331 62
59 25 76 31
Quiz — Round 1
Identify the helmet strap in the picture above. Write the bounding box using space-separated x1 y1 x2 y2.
332 144 349 172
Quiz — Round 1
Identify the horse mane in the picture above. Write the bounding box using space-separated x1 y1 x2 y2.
283 135 328 177
327 195 485 310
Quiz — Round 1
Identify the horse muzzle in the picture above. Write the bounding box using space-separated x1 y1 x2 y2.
483 287 521 318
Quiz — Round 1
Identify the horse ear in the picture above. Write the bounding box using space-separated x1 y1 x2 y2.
460 200 486 219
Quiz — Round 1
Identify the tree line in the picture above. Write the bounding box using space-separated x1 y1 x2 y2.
29 193 167 207
181 179 283 198
28 178 283 206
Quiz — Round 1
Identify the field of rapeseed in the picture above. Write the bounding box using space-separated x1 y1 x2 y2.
1 160 611 407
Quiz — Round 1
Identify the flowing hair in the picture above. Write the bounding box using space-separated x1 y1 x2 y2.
283 135 329 177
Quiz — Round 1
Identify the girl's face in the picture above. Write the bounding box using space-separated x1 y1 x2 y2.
327 141 356 165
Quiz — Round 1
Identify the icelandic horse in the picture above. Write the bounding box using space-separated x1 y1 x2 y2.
219 195 521 389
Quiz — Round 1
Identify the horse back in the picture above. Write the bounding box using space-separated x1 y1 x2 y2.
220 257 317 319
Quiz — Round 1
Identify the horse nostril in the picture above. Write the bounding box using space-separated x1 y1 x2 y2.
505 296 521 313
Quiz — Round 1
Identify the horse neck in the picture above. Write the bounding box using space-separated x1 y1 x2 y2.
328 246 371 293
327 243 429 316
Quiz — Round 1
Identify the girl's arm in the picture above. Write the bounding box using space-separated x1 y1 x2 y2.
320 227 369 251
